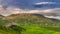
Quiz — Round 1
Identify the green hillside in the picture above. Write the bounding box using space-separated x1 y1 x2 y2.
0 14 60 34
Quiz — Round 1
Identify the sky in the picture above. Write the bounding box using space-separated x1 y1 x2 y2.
0 0 60 9
0 0 60 19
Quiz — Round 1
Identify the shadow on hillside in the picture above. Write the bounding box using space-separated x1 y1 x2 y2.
1 25 26 34
9 25 26 34
32 14 44 17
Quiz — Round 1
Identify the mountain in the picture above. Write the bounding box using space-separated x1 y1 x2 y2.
0 14 60 34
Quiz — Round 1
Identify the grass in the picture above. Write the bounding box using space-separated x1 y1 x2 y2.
0 14 60 34
21 24 60 34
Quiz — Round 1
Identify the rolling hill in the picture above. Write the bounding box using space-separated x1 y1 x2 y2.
0 14 60 34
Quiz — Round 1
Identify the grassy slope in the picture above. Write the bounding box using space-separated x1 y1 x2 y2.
0 14 60 34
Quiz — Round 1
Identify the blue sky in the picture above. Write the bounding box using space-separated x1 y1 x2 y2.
9 0 60 9
0 0 60 9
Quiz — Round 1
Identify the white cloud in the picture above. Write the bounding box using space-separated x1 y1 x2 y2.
44 15 60 20
34 2 56 5
23 8 60 14
0 5 23 16
0 0 60 20
0 5 60 17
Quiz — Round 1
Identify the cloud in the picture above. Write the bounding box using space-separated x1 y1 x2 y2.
44 15 60 20
0 0 25 16
0 0 60 19
0 4 60 16
34 2 56 5
23 8 60 14
0 5 23 16
41 8 60 20
42 8 60 15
